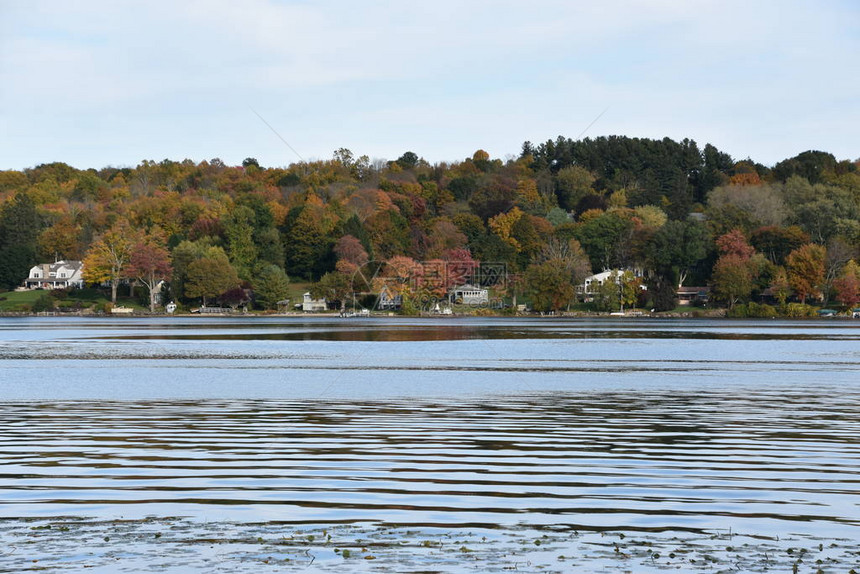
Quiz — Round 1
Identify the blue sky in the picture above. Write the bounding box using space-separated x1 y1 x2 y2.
1 0 858 170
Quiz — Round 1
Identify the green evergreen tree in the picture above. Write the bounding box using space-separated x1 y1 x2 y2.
254 264 291 310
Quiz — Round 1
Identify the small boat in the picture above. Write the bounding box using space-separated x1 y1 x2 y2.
340 309 370 318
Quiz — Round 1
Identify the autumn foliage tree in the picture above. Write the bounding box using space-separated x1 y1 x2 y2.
37 216 83 261
750 226 809 265
442 247 480 289
83 221 136 303
185 248 240 306
311 271 352 310
126 231 172 312
3 136 859 318
525 261 575 313
333 234 369 274
786 244 826 304
711 229 764 309
537 238 591 288
489 207 525 251
769 267 792 306
832 260 860 309
712 254 754 309
716 228 755 259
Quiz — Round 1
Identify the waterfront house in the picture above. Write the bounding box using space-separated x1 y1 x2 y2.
676 286 710 306
578 269 644 302
24 260 85 290
301 292 327 312
376 284 402 310
449 284 488 305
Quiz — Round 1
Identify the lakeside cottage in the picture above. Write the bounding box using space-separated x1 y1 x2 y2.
24 260 84 290
676 286 710 306
578 269 644 302
449 284 489 305
301 292 327 312
376 284 402 310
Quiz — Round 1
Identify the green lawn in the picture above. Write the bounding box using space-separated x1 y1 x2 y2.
285 282 312 309
0 289 43 310
0 288 146 312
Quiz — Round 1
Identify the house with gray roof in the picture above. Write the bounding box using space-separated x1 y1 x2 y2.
24 260 84 290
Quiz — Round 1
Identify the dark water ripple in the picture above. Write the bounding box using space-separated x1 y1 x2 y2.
2 393 860 538
1 317 860 546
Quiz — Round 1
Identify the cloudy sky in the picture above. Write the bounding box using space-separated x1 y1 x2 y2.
1 0 857 170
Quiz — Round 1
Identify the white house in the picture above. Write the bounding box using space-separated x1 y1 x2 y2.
24 260 85 290
578 269 645 301
449 284 489 305
301 292 327 312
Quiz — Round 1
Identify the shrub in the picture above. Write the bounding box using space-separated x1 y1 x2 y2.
727 304 747 318
32 294 55 313
50 288 69 300
727 302 778 318
399 297 419 315
783 303 817 317
93 302 113 314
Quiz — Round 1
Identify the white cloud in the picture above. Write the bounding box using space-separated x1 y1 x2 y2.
1 0 857 169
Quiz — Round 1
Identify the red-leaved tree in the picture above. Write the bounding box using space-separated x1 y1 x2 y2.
127 232 173 312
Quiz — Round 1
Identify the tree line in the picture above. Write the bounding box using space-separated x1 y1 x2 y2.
0 136 858 313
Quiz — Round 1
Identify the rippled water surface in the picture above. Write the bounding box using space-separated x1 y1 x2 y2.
2 317 860 571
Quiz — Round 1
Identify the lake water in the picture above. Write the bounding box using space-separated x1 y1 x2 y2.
1 317 860 572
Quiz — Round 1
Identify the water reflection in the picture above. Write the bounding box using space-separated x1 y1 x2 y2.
2 392 860 538
0 317 859 543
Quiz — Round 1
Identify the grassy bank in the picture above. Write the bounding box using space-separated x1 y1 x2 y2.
0 288 146 313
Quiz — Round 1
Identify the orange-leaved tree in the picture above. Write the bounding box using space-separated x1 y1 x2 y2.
786 244 826 304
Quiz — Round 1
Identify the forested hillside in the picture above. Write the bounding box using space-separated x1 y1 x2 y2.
1 136 858 314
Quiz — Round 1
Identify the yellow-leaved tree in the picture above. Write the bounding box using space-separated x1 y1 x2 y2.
83 221 137 303
488 207 524 251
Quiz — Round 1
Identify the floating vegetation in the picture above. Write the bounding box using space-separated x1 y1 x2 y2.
1 518 859 573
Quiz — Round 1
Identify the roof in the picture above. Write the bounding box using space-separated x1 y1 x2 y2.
585 270 615 282
451 284 486 291
35 260 83 272
677 286 710 294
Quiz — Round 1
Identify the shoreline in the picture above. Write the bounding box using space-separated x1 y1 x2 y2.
3 516 857 573
3 309 860 320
